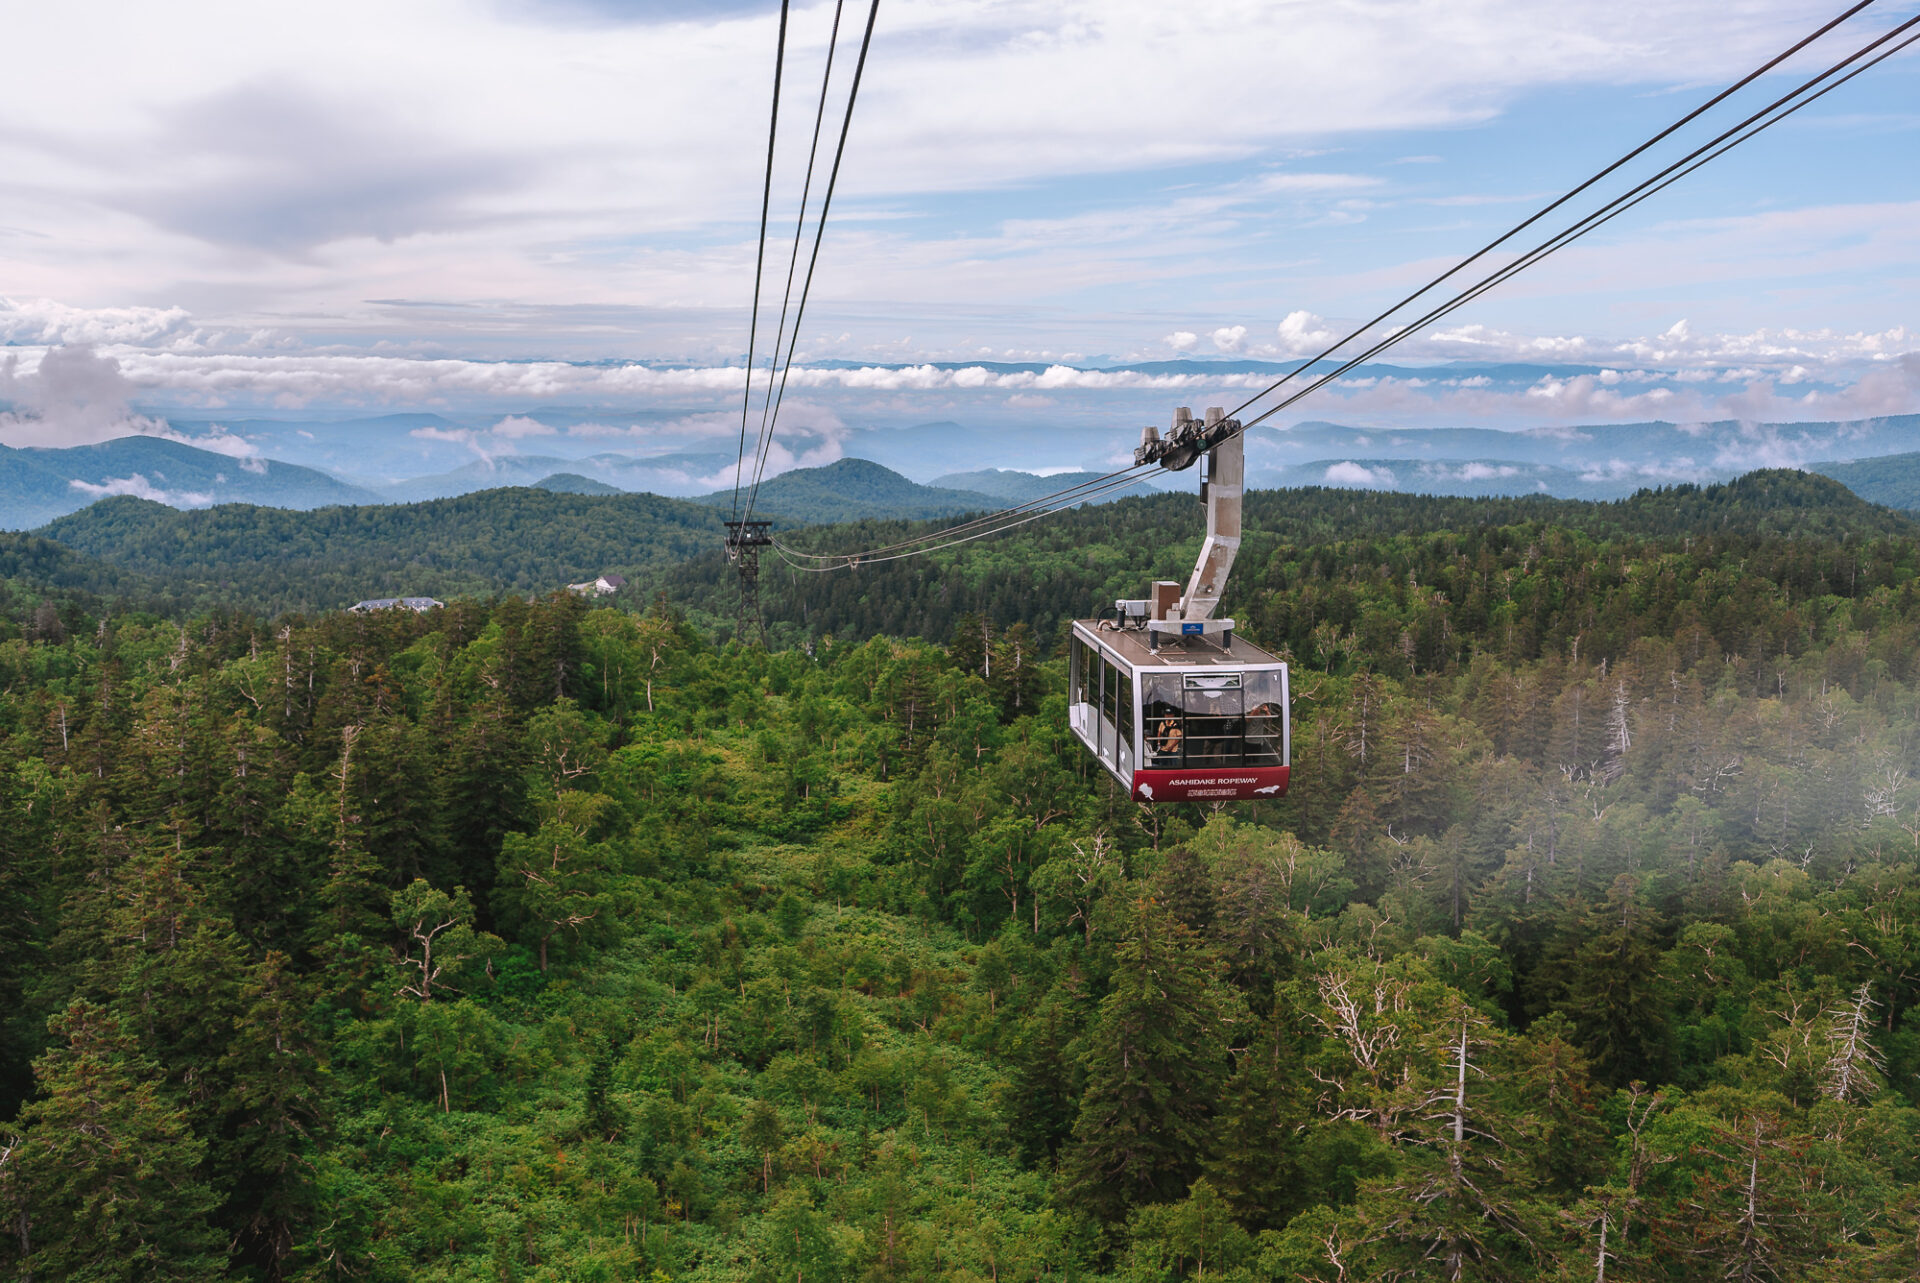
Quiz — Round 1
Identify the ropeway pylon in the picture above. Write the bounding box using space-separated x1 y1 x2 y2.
724 520 773 647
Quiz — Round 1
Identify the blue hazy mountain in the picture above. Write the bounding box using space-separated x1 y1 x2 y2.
533 473 626 495
1243 415 1920 497
695 458 999 523
25 406 1920 521
0 436 379 530
1271 458 1607 499
1811 452 1920 510
929 468 1112 502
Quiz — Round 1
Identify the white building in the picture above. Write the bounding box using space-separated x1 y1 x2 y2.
566 574 627 597
349 597 444 613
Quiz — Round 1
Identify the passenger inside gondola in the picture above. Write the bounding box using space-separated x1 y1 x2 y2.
1181 679 1241 767
1144 675 1187 766
1245 700 1284 766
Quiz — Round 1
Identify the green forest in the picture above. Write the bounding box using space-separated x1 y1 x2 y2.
7 471 1920 1279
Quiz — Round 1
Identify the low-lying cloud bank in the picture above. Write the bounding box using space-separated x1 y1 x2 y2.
67 473 215 507
1 299 1913 469
0 342 1913 432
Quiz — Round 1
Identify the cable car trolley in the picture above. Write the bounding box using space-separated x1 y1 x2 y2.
1068 407 1290 804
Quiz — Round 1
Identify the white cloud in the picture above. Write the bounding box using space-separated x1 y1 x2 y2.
68 474 214 507
410 424 499 464
490 414 557 439
1255 172 1382 194
1323 461 1397 488
0 331 1902 435
1165 331 1199 352
692 430 844 492
0 305 1909 451
0 345 169 447
0 298 198 347
1423 462 1521 481
147 424 272 471
0 0 1893 346
0 345 284 464
1409 319 1917 368
1275 310 1337 356
1575 458 1713 484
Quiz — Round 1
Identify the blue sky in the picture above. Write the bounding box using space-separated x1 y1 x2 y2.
1 0 1916 467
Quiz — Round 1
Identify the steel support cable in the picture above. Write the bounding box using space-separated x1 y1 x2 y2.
770 459 1163 562
771 468 1164 571
729 0 791 527
1211 0 1885 429
776 7 1913 569
772 0 1891 567
742 0 882 525
744 0 848 506
1226 10 1920 439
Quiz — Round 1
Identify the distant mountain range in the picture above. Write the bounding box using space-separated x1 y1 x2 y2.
694 458 998 524
0 437 377 530
12 412 1920 535
1809 453 1920 512
533 473 625 495
929 468 1112 502
1244 415 1920 496
19 466 1908 626
369 451 746 503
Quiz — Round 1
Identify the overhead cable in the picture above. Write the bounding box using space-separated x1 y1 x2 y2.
742 0 882 526
1212 0 1885 430
743 0 848 518
776 0 1889 564
1228 8 1920 438
771 469 1162 572
775 1 1911 571
729 0 790 526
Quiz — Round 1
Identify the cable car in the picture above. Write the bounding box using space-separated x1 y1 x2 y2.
1067 407 1291 803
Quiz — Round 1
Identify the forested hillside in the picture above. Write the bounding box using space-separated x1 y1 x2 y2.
7 466 1920 1279
694 458 999 525
1814 450 1920 511
34 488 729 614
665 469 1918 644
30 467 1899 631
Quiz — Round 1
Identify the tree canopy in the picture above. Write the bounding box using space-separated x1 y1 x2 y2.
2 470 1919 1279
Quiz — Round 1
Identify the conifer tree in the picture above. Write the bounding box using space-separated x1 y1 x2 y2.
437 689 530 907
93 842 249 1143
1151 846 1216 936
1060 896 1238 1221
308 726 387 998
1004 990 1083 1166
208 716 310 953
216 951 323 1279
1549 875 1668 1087
990 621 1044 717
494 791 623 971
1672 1109 1846 1278
948 611 991 679
6 1000 225 1281
1204 1012 1308 1231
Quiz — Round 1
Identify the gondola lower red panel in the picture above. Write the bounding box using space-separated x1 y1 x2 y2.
1132 765 1289 803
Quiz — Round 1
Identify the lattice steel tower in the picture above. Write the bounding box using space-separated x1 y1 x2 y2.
724 520 774 647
